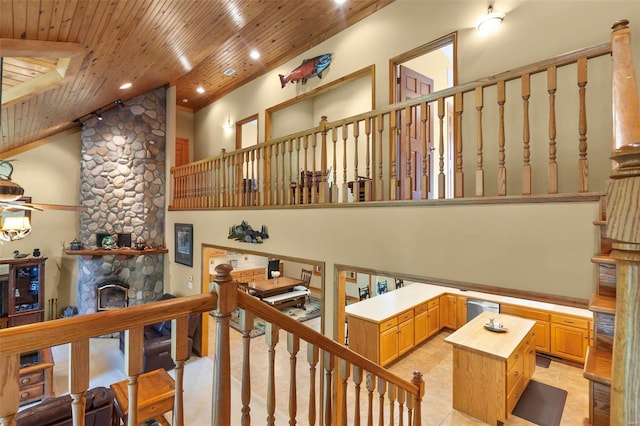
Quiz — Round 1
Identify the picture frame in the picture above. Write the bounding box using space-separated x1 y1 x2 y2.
174 223 193 267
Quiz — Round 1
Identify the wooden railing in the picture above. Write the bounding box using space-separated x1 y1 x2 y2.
0 265 422 426
171 41 613 210
211 263 424 425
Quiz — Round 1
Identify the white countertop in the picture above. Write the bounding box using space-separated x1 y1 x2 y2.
345 282 592 323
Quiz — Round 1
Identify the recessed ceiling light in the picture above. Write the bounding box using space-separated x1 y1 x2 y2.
249 49 260 60
223 68 236 76
334 0 347 5
179 55 192 71
196 86 205 94
119 82 132 89
182 98 189 103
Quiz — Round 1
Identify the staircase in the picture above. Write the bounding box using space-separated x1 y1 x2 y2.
583 195 615 425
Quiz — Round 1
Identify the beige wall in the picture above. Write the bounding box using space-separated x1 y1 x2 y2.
0 132 82 318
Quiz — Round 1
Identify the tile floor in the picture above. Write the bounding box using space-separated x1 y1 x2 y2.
47 313 589 425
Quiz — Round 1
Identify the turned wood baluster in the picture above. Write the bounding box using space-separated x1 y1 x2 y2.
420 102 429 200
496 82 507 196
208 159 215 207
236 153 242 207
240 309 254 426
397 388 405 426
475 88 485 197
339 359 351 425
387 383 396 426
293 138 301 205
307 343 319 426
288 139 295 205
411 371 424 426
320 116 330 203
265 323 279 426
311 133 318 204
70 339 89 426
353 365 363 426
406 386 413 426
454 92 465 198
577 57 589 192
364 117 372 201
342 124 350 203
281 141 287 205
124 326 144 426
376 114 384 201
171 316 189 426
547 66 558 194
365 372 375 426
273 143 281 206
353 121 361 203
437 97 446 199
377 377 386 426
332 126 339 203
522 74 532 195
404 106 412 200
287 333 300 425
323 351 335 423
303 135 310 205
263 145 271 206
250 150 256 206
0 354 19 426
220 149 227 207
389 111 398 200
211 263 235 425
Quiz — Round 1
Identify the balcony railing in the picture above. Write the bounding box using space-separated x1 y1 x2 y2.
171 40 613 210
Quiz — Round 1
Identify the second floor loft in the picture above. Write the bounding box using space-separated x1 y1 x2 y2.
169 29 625 211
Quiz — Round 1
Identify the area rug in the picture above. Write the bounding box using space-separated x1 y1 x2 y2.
212 296 321 338
536 354 552 368
512 380 567 426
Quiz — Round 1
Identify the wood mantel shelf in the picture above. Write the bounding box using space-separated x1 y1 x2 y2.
64 248 168 259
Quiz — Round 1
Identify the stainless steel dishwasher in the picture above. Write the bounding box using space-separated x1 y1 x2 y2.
467 298 500 322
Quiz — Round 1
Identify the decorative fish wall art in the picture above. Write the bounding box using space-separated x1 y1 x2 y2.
279 53 332 88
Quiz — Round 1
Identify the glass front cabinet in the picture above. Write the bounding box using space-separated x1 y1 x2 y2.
2 257 46 327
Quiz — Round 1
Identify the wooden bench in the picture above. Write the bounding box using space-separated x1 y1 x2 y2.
262 289 309 310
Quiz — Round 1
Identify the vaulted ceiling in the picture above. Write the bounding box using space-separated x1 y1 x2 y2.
0 0 393 156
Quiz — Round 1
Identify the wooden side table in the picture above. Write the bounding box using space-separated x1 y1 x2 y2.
110 368 175 426
19 347 54 406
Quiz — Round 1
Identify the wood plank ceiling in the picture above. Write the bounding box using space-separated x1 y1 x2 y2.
0 0 393 155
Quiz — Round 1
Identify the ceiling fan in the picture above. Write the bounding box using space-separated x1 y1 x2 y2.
0 159 86 213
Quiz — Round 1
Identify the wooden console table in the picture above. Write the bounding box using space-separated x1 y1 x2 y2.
19 348 54 406
111 368 175 426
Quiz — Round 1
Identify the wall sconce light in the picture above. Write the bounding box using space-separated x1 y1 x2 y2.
476 6 504 34
223 114 234 130
0 216 32 241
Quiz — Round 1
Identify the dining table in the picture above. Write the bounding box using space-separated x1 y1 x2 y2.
247 276 304 299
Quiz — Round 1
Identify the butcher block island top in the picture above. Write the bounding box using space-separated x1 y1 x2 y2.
445 311 535 359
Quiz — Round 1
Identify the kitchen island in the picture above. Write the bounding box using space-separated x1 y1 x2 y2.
445 311 536 425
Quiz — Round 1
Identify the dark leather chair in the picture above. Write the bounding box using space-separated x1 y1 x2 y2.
118 294 201 373
267 259 280 279
358 286 370 300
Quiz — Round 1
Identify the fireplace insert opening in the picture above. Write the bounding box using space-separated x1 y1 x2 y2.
96 280 129 311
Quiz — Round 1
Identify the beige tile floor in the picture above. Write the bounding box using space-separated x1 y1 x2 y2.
47 312 589 425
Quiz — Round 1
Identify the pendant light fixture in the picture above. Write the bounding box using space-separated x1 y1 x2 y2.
476 5 505 34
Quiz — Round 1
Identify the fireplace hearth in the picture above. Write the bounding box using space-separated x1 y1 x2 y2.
97 280 129 311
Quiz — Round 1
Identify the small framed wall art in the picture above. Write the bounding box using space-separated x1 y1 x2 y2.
175 223 193 267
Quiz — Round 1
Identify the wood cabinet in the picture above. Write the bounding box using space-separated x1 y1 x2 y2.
230 266 267 283
350 309 414 367
456 295 467 329
501 304 551 353
18 348 54 406
1 258 46 327
415 298 439 344
550 313 590 363
446 312 536 425
439 294 456 329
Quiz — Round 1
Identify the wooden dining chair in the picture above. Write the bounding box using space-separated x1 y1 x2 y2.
294 268 313 303
358 286 370 300
395 278 404 289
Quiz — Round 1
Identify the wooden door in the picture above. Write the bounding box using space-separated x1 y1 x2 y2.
414 310 429 344
398 65 434 200
427 305 440 337
550 324 588 363
398 319 415 355
439 294 457 329
380 327 399 365
456 295 467 328
175 137 189 167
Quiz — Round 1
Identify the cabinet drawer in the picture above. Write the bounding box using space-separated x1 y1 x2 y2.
507 356 524 395
414 302 429 315
501 304 549 322
506 375 525 415
551 314 589 329
397 310 413 323
380 317 398 332
19 384 44 405
19 371 44 388
507 343 524 372
427 298 439 310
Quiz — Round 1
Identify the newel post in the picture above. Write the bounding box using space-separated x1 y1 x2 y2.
607 19 640 425
411 371 424 425
211 263 237 425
